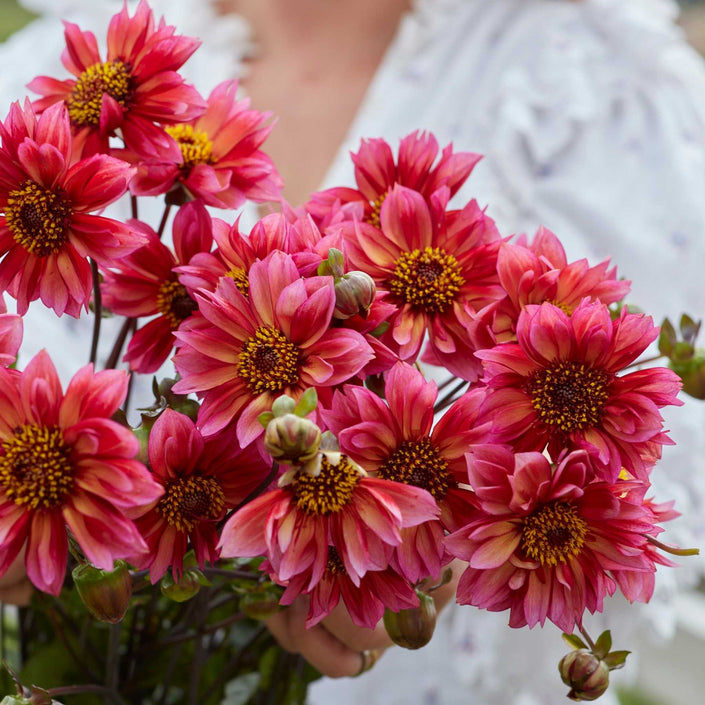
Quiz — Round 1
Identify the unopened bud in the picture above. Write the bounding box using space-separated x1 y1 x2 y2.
264 413 322 465
671 354 705 400
160 568 209 603
239 587 282 620
333 271 376 319
383 590 437 650
559 650 610 701
72 560 132 624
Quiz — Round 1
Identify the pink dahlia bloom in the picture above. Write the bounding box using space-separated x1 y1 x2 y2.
128 80 283 208
218 450 438 595
172 249 374 444
0 100 142 316
28 0 205 158
340 185 503 380
306 131 481 227
101 202 211 373
478 300 682 481
486 227 631 342
134 409 270 582
446 446 667 632
0 350 162 595
278 549 420 629
322 362 492 582
0 297 22 367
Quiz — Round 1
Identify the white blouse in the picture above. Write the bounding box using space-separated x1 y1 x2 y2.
2 1 705 703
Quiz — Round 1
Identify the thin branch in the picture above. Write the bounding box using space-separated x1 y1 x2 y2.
89 258 102 366
433 379 468 414
106 318 136 370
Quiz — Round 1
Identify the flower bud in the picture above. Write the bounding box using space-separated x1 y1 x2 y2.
559 650 610 701
239 587 282 620
333 271 376 319
383 591 437 650
264 413 322 465
72 560 132 624
671 354 705 400
160 568 209 603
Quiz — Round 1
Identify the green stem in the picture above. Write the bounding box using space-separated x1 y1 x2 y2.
579 625 596 652
106 621 122 691
646 535 700 556
623 354 665 370
89 258 102 366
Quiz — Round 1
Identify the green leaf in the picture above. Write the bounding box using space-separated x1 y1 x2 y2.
603 650 631 670
680 314 701 346
561 633 588 651
592 630 612 659
658 318 676 357
221 672 260 705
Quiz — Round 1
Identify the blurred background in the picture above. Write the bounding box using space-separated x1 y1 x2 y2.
0 1 704 705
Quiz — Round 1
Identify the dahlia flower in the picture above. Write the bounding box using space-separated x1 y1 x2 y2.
340 185 503 379
446 446 668 632
218 450 439 592
101 202 211 373
487 227 631 342
0 297 22 367
478 300 682 481
322 361 492 582
134 409 271 582
129 80 282 208
28 0 205 158
172 250 374 444
278 548 420 629
0 101 142 316
0 351 162 595
307 131 481 227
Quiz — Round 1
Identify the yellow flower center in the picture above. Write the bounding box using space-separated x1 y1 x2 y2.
237 326 300 395
226 266 249 297
5 181 71 256
364 191 387 228
165 124 214 169
0 425 74 509
292 454 361 515
157 475 226 533
388 246 465 314
68 60 132 127
528 360 612 433
521 501 588 566
157 280 198 330
377 438 451 500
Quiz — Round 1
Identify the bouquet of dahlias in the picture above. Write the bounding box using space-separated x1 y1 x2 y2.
0 2 702 704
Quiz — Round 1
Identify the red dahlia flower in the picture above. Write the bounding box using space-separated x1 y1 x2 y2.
478 300 682 481
446 446 668 632
218 450 438 595
307 131 481 227
129 80 282 208
28 0 205 158
0 351 162 595
341 185 503 380
172 250 374 444
134 409 270 582
0 101 142 316
101 201 211 373
322 361 492 582
0 297 21 367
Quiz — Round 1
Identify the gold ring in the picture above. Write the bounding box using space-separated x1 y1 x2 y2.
356 649 379 676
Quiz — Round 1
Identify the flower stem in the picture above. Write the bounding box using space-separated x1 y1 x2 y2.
623 354 665 370
646 535 700 556
433 379 468 414
157 203 172 240
579 625 596 651
106 317 136 370
89 258 102 366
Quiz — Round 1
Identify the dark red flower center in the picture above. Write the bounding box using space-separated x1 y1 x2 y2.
388 246 465 314
157 475 226 533
527 360 612 433
377 438 452 500
68 60 132 127
165 124 214 169
5 180 71 256
325 546 347 575
0 425 74 509
237 326 300 395
292 454 361 515
521 501 587 566
157 280 198 330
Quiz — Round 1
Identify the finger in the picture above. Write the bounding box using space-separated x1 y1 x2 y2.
320 600 393 652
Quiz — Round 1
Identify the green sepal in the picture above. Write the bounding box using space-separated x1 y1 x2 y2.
592 630 612 659
602 650 630 670
561 633 589 651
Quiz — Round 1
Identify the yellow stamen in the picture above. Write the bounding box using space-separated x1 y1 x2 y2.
165 124 214 169
68 60 132 127
157 280 198 330
157 475 226 533
521 502 587 566
292 454 361 515
237 326 300 395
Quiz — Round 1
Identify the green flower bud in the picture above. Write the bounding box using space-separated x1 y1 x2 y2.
559 650 610 701
239 587 282 620
160 568 210 603
383 591 437 650
72 560 132 624
333 271 376 319
264 413 322 465
671 354 705 400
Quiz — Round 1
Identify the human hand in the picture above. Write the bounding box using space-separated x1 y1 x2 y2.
0 549 33 606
